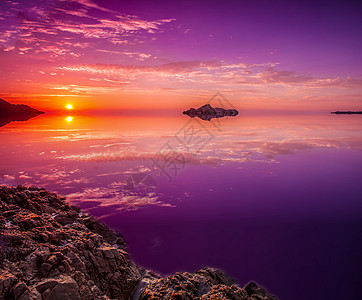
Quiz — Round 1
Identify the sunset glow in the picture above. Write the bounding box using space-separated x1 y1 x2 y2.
0 0 361 112
1 2 361 300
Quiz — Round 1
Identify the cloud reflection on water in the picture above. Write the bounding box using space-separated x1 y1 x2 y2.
1 113 362 217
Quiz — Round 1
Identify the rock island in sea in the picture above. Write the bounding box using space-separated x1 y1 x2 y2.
0 185 276 299
183 104 239 121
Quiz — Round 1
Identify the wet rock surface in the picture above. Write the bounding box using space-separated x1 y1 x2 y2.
138 268 276 300
0 185 276 299
0 185 140 300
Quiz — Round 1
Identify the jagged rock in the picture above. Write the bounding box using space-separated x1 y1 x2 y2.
244 281 277 299
139 267 276 300
11 281 29 299
130 269 162 300
183 104 238 121
200 285 248 299
0 185 141 299
0 270 17 295
41 276 81 300
0 186 277 299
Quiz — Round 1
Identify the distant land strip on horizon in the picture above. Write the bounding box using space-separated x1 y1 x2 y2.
331 111 362 114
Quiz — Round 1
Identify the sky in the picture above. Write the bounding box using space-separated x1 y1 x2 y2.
0 0 362 112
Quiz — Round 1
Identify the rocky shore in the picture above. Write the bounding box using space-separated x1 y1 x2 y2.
0 185 276 300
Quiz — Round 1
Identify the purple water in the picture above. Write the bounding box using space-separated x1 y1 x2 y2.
1 112 362 299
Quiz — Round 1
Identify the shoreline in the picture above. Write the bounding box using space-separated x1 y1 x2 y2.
0 185 276 299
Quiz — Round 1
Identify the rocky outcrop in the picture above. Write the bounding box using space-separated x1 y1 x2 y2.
183 104 238 121
0 99 44 128
0 185 141 300
138 268 276 300
0 186 276 299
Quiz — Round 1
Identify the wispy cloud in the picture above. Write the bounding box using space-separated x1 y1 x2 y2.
260 67 313 84
56 60 362 95
66 186 174 215
1 0 361 108
0 0 175 59
57 149 220 166
57 59 221 75
56 135 355 166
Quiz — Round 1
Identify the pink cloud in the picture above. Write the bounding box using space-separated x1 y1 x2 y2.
71 0 115 13
66 186 174 215
57 149 220 166
57 59 220 76
54 59 362 95
0 0 175 59
260 67 313 84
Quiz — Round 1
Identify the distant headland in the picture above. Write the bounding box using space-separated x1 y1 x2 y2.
331 111 362 114
0 98 44 127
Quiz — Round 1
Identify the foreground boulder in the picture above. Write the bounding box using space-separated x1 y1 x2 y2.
138 268 276 300
0 186 276 299
0 185 141 300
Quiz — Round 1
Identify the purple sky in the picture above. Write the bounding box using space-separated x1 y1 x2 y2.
1 0 361 111
118 0 362 75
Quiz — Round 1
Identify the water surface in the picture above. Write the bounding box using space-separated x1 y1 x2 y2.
1 112 362 299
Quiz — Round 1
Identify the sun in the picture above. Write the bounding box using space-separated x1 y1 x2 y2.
66 104 73 110
65 116 73 122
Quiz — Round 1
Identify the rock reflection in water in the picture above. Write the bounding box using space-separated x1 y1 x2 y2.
183 104 238 121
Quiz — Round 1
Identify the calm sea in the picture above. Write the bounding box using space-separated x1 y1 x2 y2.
1 111 362 299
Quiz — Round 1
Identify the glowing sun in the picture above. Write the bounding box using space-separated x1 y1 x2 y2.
66 104 73 110
65 116 73 122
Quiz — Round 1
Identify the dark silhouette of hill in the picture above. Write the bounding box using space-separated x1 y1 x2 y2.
0 98 44 127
